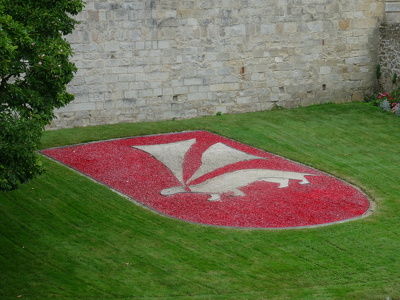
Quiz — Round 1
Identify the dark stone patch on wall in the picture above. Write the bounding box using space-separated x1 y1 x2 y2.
379 23 400 91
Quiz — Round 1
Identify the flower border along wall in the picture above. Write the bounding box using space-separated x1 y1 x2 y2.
41 131 371 229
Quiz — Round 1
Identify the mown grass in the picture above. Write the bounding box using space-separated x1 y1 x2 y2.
1 102 400 299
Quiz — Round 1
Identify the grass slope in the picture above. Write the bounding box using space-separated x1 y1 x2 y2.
1 102 400 299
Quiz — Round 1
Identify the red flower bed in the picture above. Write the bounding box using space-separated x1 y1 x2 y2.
41 131 371 228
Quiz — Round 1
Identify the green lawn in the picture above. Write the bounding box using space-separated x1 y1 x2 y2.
1 102 400 299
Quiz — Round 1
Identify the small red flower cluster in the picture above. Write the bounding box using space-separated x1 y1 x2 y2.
378 92 400 114
378 92 393 101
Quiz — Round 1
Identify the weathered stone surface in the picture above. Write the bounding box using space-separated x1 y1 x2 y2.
48 0 390 129
379 23 400 91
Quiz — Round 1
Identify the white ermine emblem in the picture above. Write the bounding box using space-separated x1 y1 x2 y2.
133 139 313 201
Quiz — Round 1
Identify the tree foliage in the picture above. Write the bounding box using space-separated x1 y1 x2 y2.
0 0 85 191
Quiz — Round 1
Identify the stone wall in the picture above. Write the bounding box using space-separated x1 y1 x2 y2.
49 0 385 129
379 1 400 91
385 0 400 23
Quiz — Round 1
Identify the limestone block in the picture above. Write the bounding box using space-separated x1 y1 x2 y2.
225 24 246 37
173 86 189 94
283 22 298 33
386 2 400 12
346 37 359 44
69 76 86 86
354 18 378 29
85 75 104 84
386 13 400 23
184 78 203 85
307 21 324 32
187 92 208 101
138 89 154 97
237 96 256 104
215 105 227 114
251 73 265 81
319 66 332 75
209 83 239 92
338 19 351 30
69 102 96 112
351 91 364 101
345 56 371 65
125 90 139 99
